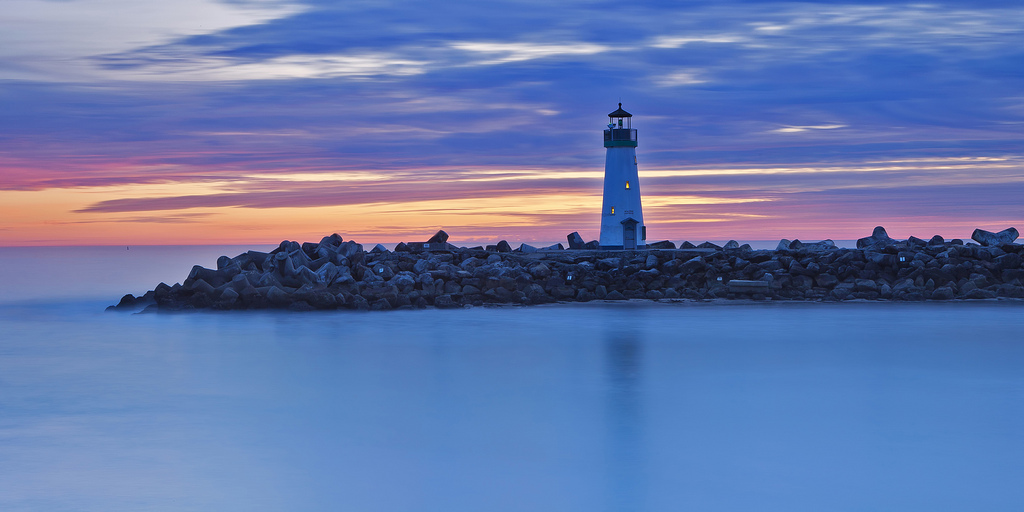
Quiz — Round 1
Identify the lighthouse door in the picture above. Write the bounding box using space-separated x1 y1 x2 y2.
623 224 636 250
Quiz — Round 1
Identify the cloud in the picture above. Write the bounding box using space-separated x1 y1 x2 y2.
0 0 304 81
771 125 847 134
450 41 613 65
655 70 707 86
113 53 431 81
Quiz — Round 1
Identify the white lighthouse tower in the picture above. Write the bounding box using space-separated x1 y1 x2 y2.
599 103 645 250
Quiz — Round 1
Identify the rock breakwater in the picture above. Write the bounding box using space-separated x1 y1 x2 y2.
110 227 1024 312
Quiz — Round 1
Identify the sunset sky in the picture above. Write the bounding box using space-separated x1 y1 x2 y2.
2 0 1023 246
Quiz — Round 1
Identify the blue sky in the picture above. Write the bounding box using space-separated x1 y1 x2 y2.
1 0 1022 244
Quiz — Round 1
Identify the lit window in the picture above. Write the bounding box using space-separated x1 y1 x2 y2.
610 207 615 215
625 181 630 190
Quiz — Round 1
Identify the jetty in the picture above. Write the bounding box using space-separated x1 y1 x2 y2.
108 226 1024 312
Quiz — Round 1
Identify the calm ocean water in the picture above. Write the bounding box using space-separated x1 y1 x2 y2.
1 247 1022 511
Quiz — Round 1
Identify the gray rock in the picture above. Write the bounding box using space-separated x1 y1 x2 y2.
931 286 955 300
972 227 1019 246
337 241 363 259
496 240 512 253
964 288 997 299
391 272 417 293
831 282 855 300
805 240 837 252
880 283 893 298
351 296 370 310
567 231 586 249
645 254 659 269
724 240 740 250
529 263 552 278
371 263 395 280
539 243 564 251
776 239 792 251
585 241 601 250
551 286 575 300
605 290 626 300
371 243 388 253
854 279 879 293
516 243 538 253
697 242 722 250
680 241 696 249
857 226 892 249
413 258 435 274
434 294 457 308
427 230 449 244
815 274 839 288
265 286 291 306
928 235 945 246
648 240 676 250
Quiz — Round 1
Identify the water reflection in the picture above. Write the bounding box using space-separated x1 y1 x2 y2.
605 332 643 512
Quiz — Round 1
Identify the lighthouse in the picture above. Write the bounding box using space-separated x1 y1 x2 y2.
599 103 645 250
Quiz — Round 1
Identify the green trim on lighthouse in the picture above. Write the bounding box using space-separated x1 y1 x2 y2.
603 103 637 148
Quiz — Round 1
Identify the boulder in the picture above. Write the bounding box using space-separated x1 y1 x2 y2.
351 295 370 310
815 274 839 288
529 263 552 278
680 241 696 249
697 242 722 250
805 240 837 252
427 230 450 244
391 272 417 293
265 286 292 307
645 254 659 269
648 240 675 250
496 240 512 253
857 226 892 249
434 294 458 309
566 232 586 249
908 236 927 248
337 241 363 259
517 243 538 253
931 286 955 300
395 242 410 252
972 227 1018 246
724 240 740 250
776 239 792 251
964 288 997 300
585 241 601 250
928 235 945 246
540 243 564 251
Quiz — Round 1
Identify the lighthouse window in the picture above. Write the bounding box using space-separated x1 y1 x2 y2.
610 207 615 215
625 181 630 190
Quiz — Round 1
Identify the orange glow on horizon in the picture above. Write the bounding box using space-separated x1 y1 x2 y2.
2 156 1022 247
